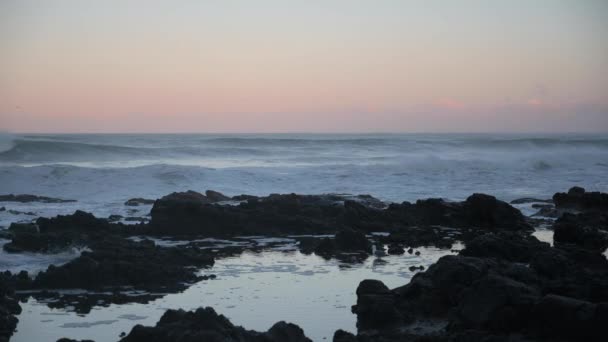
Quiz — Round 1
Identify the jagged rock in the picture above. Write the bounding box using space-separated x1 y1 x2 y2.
553 186 608 212
3 211 116 253
205 190 231 202
352 280 404 330
124 198 155 206
510 198 553 204
146 191 529 246
33 237 213 292
461 232 550 262
121 307 311 342
553 212 608 251
350 231 608 341
332 329 358 342
0 273 22 342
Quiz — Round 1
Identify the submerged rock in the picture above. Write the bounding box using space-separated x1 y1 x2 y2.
124 198 155 206
33 237 214 292
121 306 311 342
510 197 553 205
0 194 76 203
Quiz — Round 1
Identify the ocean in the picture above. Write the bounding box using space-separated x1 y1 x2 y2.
1 133 607 222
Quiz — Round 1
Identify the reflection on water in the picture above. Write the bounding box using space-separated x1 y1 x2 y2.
13 245 457 342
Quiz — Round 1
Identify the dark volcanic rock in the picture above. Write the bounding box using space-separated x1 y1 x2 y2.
461 232 550 262
3 210 118 253
124 198 155 206
332 329 358 342
33 237 214 292
553 186 608 212
148 192 346 236
146 190 529 249
0 273 22 342
36 210 111 234
510 197 553 205
205 190 231 202
553 212 608 251
454 273 540 332
121 306 311 342
532 294 608 341
349 231 608 341
0 194 76 203
352 280 404 330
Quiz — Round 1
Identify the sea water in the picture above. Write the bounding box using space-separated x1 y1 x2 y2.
1 133 607 227
11 241 457 342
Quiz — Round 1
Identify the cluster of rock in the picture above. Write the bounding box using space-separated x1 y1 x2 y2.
120 307 311 342
0 186 606 341
0 273 21 342
347 187 608 341
143 190 531 245
348 234 607 341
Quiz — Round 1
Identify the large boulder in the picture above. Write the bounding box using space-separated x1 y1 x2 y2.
553 212 608 252
553 186 608 212
121 307 311 342
463 193 530 231
454 273 540 332
461 232 550 262
351 280 404 330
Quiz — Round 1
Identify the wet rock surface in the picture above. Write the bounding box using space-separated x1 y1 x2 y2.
554 212 608 251
0 273 22 342
350 231 608 341
2 187 607 342
144 191 531 244
553 186 608 212
124 198 155 206
0 194 76 203
32 237 214 292
121 306 311 342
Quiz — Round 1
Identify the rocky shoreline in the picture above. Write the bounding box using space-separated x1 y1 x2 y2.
0 187 606 341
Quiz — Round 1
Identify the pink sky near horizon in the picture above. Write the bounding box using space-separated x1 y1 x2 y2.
1 0 607 133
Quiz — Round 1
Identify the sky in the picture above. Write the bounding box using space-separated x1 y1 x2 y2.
1 0 607 133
